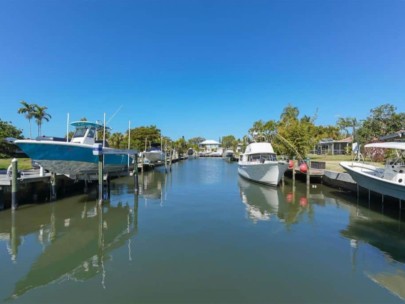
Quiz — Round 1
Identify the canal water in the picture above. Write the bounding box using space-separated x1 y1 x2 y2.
1 158 405 303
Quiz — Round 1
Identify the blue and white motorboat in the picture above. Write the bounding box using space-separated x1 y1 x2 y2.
14 121 136 180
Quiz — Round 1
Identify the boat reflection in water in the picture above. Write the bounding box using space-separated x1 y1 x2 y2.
238 177 281 222
339 201 405 301
239 176 405 301
238 177 319 225
0 194 138 300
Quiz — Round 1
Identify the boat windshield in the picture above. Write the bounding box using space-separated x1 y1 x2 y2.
73 127 95 138
248 153 277 162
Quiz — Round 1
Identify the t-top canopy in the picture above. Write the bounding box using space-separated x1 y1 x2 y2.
70 121 111 130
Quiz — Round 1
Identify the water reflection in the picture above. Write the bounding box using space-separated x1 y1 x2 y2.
339 201 405 301
239 177 405 301
238 177 280 222
341 204 405 263
112 170 169 206
0 194 138 300
367 271 405 301
238 177 318 226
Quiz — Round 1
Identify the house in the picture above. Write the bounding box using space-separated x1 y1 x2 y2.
316 137 353 155
199 139 220 153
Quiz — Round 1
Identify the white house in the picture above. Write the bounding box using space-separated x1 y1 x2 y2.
199 139 220 153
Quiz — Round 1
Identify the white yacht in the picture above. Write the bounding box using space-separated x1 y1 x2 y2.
238 142 288 186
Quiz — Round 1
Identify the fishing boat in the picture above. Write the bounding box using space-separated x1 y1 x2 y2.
141 143 165 164
222 149 236 162
14 121 135 180
238 142 288 186
340 142 405 200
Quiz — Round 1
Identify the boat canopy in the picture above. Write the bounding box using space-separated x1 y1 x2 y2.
244 142 275 154
70 121 111 130
365 142 405 150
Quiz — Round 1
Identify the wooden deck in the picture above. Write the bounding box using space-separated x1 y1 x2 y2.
0 169 52 186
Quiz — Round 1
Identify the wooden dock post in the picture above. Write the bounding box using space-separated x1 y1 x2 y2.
292 158 296 184
306 158 310 190
164 148 168 173
11 158 18 210
50 172 57 201
169 149 173 172
93 144 104 204
98 154 103 204
133 153 139 193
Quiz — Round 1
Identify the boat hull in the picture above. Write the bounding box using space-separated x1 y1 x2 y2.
142 151 165 163
340 161 405 200
15 141 131 178
238 161 288 186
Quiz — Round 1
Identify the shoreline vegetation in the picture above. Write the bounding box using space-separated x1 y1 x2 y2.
0 103 403 170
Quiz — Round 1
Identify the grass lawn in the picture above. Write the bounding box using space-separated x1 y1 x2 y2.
307 154 351 172
0 158 33 170
307 153 383 172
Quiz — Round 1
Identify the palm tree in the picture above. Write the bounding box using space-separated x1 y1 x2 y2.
280 104 299 125
33 105 52 136
17 100 36 138
109 132 124 148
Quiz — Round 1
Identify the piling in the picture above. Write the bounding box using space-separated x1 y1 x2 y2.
292 159 296 184
98 154 104 204
169 150 173 172
106 175 111 200
164 149 168 173
11 158 18 210
133 154 139 193
92 143 104 204
50 172 57 201
306 161 310 190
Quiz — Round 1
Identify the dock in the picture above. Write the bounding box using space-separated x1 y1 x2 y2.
0 169 52 186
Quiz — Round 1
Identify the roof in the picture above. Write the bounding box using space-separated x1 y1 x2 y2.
200 140 220 145
365 142 405 150
70 121 110 130
319 137 352 144
244 142 275 154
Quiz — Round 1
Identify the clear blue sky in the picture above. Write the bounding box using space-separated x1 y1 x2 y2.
1 0 405 141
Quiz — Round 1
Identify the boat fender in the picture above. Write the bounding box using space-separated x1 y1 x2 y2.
299 162 308 173
299 197 308 207
288 160 294 169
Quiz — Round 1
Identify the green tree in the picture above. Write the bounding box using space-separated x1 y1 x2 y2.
33 105 52 136
129 125 161 151
0 119 23 157
221 135 237 150
336 117 359 138
357 104 405 143
173 136 188 155
248 120 266 140
187 137 205 151
280 104 299 126
109 132 125 149
17 100 36 138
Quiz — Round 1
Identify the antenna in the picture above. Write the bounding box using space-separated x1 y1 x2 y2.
107 105 123 124
66 113 70 142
